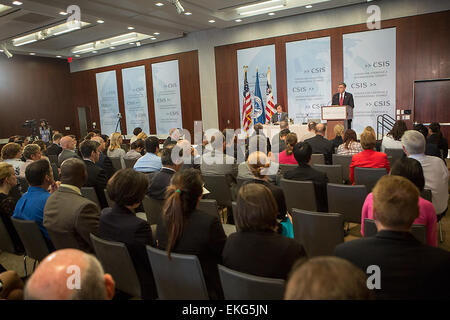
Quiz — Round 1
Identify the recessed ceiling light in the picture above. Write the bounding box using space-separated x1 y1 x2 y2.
153 32 160 35
235 19 242 22
97 19 104 24
128 26 135 30
56 55 62 58
136 42 141 47
12 1 22 6
109 46 115 49
0 49 4 53
268 12 275 16
184 12 192 15
59 11 68 16
150 37 156 40
92 50 97 53
129 42 135 45
29 53 35 55
208 20 215 23
305 5 312 8
75 54 80 57
155 2 164 6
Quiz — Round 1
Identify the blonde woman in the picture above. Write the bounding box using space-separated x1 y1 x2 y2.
107 132 126 168
331 124 345 150
279 133 298 164
136 131 148 141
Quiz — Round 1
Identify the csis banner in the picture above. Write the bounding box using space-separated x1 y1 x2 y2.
151 60 183 135
95 70 120 136
122 65 150 135
286 37 332 124
343 28 396 134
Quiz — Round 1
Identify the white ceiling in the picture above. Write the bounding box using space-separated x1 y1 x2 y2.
0 0 369 59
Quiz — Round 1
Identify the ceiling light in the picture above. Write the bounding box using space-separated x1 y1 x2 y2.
170 0 184 14
56 55 62 58
0 49 3 52
153 32 160 35
305 5 312 8
0 44 12 58
110 33 138 45
0 4 12 13
150 37 156 40
75 54 80 57
184 12 192 15
59 11 68 15
235 19 242 22
72 32 152 53
237 0 281 11
240 5 284 16
129 42 135 45
155 2 164 6
128 26 135 30
97 19 104 24
109 46 115 49
12 1 23 6
92 51 97 53
208 20 215 23
72 43 95 54
268 12 275 16
12 34 38 46
29 53 35 55
136 42 141 47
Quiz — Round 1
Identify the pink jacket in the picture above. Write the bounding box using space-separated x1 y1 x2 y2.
360 193 438 247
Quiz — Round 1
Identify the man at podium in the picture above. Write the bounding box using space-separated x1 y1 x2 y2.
269 104 288 124
332 82 354 128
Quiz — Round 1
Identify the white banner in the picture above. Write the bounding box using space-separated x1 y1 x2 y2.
96 70 120 136
122 65 150 135
286 37 332 124
151 60 183 135
237 45 277 127
343 28 396 134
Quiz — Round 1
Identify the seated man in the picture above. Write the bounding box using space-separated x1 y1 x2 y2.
134 136 162 173
284 142 328 212
44 158 100 253
335 175 450 300
271 120 289 153
24 249 115 300
269 104 288 124
300 121 317 142
13 159 56 250
19 144 42 178
46 133 63 156
80 140 108 209
91 136 115 180
163 128 180 148
304 123 334 165
201 131 238 178
58 136 81 167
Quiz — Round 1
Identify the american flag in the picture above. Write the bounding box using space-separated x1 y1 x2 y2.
242 67 253 131
265 66 276 122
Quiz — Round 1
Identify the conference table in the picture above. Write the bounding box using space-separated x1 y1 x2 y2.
262 124 309 141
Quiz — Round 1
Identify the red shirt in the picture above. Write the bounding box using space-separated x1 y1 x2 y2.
349 149 390 184
279 150 297 164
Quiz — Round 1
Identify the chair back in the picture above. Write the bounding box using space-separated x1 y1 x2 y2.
11 218 50 261
142 195 163 225
312 164 343 184
197 199 220 219
90 234 142 298
310 154 325 165
421 189 432 202
279 164 297 176
332 154 353 183
280 179 317 212
18 177 29 194
104 189 115 208
47 230 82 250
291 209 344 257
0 217 16 253
363 218 378 237
354 167 387 192
109 157 123 171
218 265 285 300
385 148 405 167
80 187 101 207
146 246 209 299
327 184 368 224
202 174 233 207
48 154 58 164
124 158 138 169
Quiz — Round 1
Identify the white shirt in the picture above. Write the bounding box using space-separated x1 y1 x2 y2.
409 153 449 214
381 135 403 152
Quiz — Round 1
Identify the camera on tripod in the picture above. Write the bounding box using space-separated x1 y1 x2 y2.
22 119 38 141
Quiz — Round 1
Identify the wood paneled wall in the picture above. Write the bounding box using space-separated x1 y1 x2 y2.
215 11 450 135
71 50 202 136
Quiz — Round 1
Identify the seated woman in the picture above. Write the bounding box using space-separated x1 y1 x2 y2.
331 124 344 150
349 126 390 184
107 132 126 168
360 157 437 247
222 183 305 279
124 139 144 160
427 122 448 160
381 120 408 152
336 129 363 156
156 169 226 300
98 169 157 299
279 133 298 165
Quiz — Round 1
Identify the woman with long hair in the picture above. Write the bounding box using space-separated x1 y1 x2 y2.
38 119 52 144
427 122 448 160
337 129 363 155
156 169 226 299
107 132 126 168
381 120 408 152
279 133 298 164
331 124 345 150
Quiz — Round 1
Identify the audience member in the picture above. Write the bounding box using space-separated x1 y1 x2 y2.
124 139 144 160
279 133 298 165
83 132 96 141
177 139 201 170
136 131 148 142
38 120 52 144
156 169 226 299
413 123 441 158
246 124 271 157
349 127 389 184
381 120 408 152
360 157 437 247
284 257 374 300
336 129 363 155
79 140 108 209
91 136 115 180
33 140 48 157
427 122 448 160
335 175 450 300
223 183 305 279
24 249 115 300
402 130 448 218
163 128 181 148
305 123 334 164
201 130 238 178
300 121 317 142
13 160 56 250
107 132 126 168
1 142 23 176
99 169 156 299
284 142 328 212
331 124 344 150
133 136 162 173
130 127 142 144
58 136 80 167
19 144 42 178
44 158 100 253
0 270 24 300
46 133 63 156
271 121 289 154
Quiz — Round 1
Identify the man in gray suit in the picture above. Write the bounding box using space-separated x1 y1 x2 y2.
201 131 238 178
44 158 100 253
269 104 289 124
57 136 80 167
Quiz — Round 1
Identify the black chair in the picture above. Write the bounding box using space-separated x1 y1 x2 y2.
279 164 297 176
231 201 240 232
291 208 344 257
104 189 115 208
0 216 16 254
363 219 427 244
11 218 50 276
80 187 101 207
385 148 405 167
312 164 343 184
110 157 123 171
124 158 138 169
146 246 209 299
48 154 58 164
197 199 236 236
421 189 432 202
18 177 29 194
142 195 163 225
90 234 142 298
280 179 317 212
51 163 59 181
311 154 325 165
327 184 368 224
47 230 82 250
202 174 233 208
332 154 353 183
354 167 387 192
218 265 285 300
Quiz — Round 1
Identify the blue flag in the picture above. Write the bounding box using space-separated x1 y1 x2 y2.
253 70 265 125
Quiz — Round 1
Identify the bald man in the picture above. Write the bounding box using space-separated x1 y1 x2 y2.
304 123 334 165
24 249 115 300
58 136 81 167
44 158 100 253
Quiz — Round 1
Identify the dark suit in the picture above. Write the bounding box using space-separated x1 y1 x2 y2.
97 153 115 180
98 205 157 299
335 230 450 300
332 91 354 128
147 168 176 200
284 163 329 212
270 112 289 124
46 143 62 156
156 210 227 299
58 149 80 167
83 160 108 209
223 231 305 279
305 135 334 165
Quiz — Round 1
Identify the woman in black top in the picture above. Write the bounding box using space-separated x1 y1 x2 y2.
427 122 448 160
223 183 306 279
156 169 226 299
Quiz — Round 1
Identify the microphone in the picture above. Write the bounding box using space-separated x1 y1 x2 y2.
117 113 122 119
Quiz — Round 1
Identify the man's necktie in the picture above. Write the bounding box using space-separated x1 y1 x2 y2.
339 94 344 106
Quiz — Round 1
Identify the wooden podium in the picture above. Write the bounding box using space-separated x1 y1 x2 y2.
321 105 353 140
